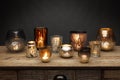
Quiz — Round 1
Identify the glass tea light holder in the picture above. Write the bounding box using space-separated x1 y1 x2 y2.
34 27 48 49
5 29 26 52
26 41 37 58
97 28 115 51
78 47 90 63
59 44 73 58
50 35 63 53
70 31 87 51
89 41 101 57
39 48 52 63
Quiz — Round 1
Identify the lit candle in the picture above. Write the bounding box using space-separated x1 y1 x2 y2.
78 47 90 63
102 30 108 37
59 44 73 58
80 54 89 63
40 48 51 63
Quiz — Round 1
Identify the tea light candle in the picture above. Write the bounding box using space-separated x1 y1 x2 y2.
102 30 108 37
39 48 51 63
80 54 89 63
59 44 73 58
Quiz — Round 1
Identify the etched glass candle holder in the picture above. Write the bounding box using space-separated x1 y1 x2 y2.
78 47 90 63
50 35 62 53
97 28 115 51
39 47 51 63
89 41 101 57
59 44 73 58
26 41 37 58
70 31 87 51
5 29 26 52
34 27 48 49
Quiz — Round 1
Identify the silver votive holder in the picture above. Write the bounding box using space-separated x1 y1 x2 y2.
26 41 37 58
50 35 63 53
59 44 73 58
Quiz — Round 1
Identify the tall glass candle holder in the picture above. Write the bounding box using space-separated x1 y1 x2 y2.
39 47 51 63
89 41 101 57
34 27 48 49
50 35 62 53
70 31 87 51
97 28 115 51
26 41 37 58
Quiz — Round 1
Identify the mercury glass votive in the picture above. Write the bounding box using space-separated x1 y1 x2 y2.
78 47 90 63
89 41 101 57
34 27 48 49
26 41 37 58
5 29 26 52
97 28 115 51
50 35 62 53
70 31 87 51
59 44 73 58
39 48 51 63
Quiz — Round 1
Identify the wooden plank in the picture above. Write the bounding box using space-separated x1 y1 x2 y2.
76 70 101 80
0 70 17 80
18 70 46 80
104 70 120 79
0 46 120 68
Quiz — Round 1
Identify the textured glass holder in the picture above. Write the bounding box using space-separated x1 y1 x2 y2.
50 35 62 53
89 41 101 57
26 41 37 58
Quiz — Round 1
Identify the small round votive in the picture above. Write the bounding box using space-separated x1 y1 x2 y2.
59 44 73 58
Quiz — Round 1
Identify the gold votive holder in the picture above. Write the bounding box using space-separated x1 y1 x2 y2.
26 41 37 58
101 41 115 51
50 35 63 53
70 31 87 51
34 27 48 49
39 48 51 63
89 41 101 57
78 47 90 63
59 44 73 58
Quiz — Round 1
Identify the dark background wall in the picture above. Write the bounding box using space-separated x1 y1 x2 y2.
0 0 120 45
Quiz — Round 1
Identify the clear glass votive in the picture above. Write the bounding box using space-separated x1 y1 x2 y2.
89 41 101 57
50 35 62 53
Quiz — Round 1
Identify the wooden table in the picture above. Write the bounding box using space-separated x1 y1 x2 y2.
0 46 120 80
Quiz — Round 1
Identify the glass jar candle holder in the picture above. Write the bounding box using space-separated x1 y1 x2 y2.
26 41 37 58
34 27 48 49
97 28 115 51
39 47 51 63
5 29 26 52
70 31 87 51
50 35 62 53
59 44 73 58
89 41 101 57
78 47 90 63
